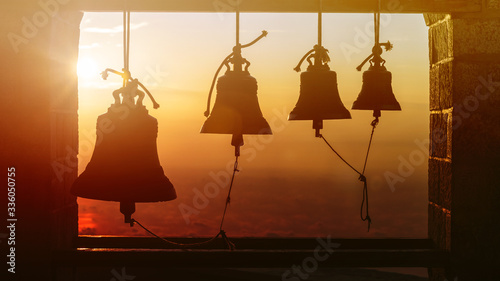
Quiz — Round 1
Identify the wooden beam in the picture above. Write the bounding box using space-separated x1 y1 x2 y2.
72 0 482 14
60 237 449 268
77 236 435 250
55 248 450 268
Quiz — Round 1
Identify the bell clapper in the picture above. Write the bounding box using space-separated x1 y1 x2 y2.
313 119 323 138
372 109 381 127
120 201 136 227
231 134 244 157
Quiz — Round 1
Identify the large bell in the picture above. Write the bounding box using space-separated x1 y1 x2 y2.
289 68 351 121
352 64 401 112
201 70 272 135
71 102 176 223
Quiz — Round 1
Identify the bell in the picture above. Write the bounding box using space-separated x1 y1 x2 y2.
352 64 401 112
71 102 176 224
201 70 272 135
289 68 351 122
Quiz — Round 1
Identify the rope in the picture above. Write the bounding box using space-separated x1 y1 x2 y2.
356 0 382 71
132 220 219 248
219 156 239 231
236 4 239 46
319 135 362 176
204 53 234 117
122 0 131 87
294 49 315 72
204 31 267 117
318 0 322 47
319 116 379 232
360 180 371 231
362 117 379 175
133 156 240 251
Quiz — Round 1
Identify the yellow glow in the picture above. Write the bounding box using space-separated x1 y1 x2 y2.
77 57 99 79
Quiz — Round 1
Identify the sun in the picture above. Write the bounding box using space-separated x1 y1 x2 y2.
77 57 99 79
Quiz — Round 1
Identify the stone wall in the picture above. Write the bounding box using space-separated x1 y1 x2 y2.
425 8 500 280
0 2 82 280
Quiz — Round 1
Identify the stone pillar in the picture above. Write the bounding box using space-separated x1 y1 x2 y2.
425 5 500 281
0 2 82 280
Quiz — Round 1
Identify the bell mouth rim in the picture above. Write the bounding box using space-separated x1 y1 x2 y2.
199 130 273 135
351 107 402 111
288 117 352 121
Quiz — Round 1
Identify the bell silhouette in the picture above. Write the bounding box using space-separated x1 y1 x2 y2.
352 63 401 113
289 68 351 122
201 70 272 135
71 84 176 224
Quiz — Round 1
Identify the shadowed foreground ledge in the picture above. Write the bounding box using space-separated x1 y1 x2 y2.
71 267 429 281
53 237 448 274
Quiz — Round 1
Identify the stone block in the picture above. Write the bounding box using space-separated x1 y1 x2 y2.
428 159 452 210
423 13 449 26
430 113 449 158
486 0 500 10
429 61 453 110
440 160 451 210
428 203 451 251
452 17 500 57
428 158 440 203
429 19 452 65
451 62 500 159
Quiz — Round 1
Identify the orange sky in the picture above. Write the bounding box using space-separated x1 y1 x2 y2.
76 12 430 238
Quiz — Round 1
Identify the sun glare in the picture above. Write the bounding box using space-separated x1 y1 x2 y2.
77 57 99 79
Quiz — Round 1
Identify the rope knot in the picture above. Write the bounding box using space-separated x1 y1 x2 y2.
365 216 372 232
358 175 367 182
370 117 379 128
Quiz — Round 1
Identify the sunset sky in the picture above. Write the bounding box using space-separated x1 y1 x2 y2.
76 12 430 239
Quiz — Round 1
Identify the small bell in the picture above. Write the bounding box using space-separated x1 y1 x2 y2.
201 30 271 156
289 66 351 122
353 40 401 118
352 63 401 112
200 70 272 135
71 79 176 224
289 45 351 136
